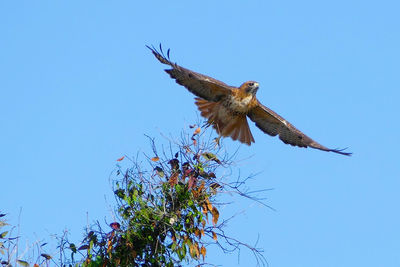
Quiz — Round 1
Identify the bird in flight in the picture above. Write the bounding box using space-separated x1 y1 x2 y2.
147 45 351 156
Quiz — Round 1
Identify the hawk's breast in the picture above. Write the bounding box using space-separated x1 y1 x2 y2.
224 94 255 114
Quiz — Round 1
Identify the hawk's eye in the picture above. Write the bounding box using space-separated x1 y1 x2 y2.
248 82 254 86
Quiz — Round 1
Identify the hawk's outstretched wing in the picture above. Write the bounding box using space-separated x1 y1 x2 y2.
147 45 233 102
248 101 352 156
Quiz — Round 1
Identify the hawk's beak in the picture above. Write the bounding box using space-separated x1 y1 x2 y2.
254 83 259 93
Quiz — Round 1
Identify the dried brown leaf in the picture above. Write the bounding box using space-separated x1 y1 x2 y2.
211 206 219 226
205 198 212 211
195 242 200 258
197 181 205 193
168 172 179 186
193 127 201 136
212 231 217 241
202 204 208 215
194 228 201 239
200 245 207 260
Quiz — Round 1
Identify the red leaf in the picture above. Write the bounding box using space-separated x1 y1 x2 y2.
116 156 125 161
110 222 121 230
188 175 197 190
168 158 179 170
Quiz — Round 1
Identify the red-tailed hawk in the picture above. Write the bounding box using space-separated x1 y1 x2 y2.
148 45 351 156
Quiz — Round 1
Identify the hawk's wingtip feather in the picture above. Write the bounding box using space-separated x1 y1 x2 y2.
331 147 352 156
159 43 163 54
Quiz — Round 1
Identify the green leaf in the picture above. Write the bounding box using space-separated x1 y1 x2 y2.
16 259 29 266
41 253 52 260
69 243 77 253
175 183 182 193
114 189 125 199
87 231 94 238
202 152 221 164
78 244 89 250
0 231 8 238
181 244 187 259
154 166 165 177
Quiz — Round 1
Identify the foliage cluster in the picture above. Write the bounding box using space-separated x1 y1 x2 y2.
66 127 266 266
2 126 267 266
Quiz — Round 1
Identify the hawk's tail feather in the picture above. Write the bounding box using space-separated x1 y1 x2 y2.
239 117 255 145
194 98 254 146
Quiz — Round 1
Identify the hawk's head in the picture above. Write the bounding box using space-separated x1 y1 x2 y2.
240 81 259 96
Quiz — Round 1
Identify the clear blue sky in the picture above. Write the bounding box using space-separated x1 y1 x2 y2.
1 1 399 266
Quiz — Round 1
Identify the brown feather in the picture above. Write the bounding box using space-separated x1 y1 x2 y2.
248 102 351 155
147 45 233 102
195 98 254 145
